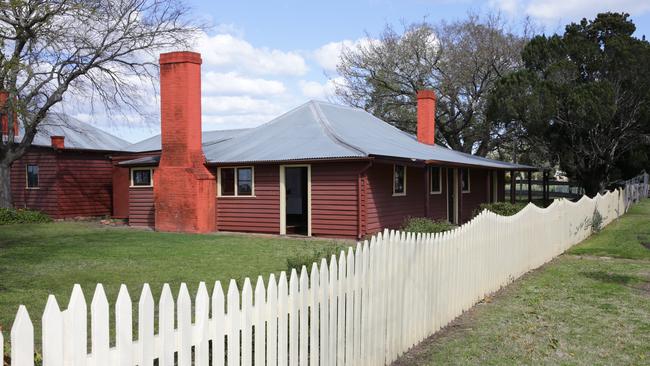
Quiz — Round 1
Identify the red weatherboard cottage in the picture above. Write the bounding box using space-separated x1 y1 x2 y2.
6 51 534 239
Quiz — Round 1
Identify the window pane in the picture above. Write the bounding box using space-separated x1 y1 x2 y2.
221 168 235 196
237 167 253 196
133 170 151 186
394 165 405 194
27 165 39 188
462 168 470 191
431 167 440 192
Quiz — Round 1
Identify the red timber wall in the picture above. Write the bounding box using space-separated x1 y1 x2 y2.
366 162 427 233
214 164 280 234
129 186 155 227
312 162 367 238
213 162 368 239
10 147 59 216
110 152 160 220
10 147 114 218
497 170 506 201
56 151 113 217
365 162 506 235
459 168 490 223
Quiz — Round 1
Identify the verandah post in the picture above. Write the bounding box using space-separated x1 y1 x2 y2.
510 170 517 204
527 170 533 203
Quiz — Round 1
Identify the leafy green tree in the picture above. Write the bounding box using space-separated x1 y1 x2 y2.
489 13 650 196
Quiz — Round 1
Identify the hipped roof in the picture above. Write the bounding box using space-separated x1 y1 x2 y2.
198 101 534 170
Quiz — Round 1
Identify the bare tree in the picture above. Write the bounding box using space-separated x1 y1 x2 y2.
335 13 529 156
0 0 202 207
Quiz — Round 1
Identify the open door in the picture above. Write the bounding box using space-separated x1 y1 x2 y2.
280 165 311 236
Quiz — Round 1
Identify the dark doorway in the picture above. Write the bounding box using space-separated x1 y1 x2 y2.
285 166 309 235
447 168 455 224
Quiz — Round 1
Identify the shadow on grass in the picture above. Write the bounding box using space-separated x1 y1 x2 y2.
581 270 640 285
637 235 650 249
582 270 650 297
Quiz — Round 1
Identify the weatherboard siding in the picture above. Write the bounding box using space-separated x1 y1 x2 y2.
129 187 155 227
460 169 490 223
56 152 113 217
10 147 59 217
109 152 161 218
366 163 427 234
311 162 365 238
10 148 113 218
215 165 280 234
427 166 449 221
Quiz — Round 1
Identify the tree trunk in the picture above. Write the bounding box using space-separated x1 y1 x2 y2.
582 176 603 198
0 163 12 208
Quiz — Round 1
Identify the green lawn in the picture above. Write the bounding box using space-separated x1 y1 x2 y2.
0 222 348 349
394 200 650 365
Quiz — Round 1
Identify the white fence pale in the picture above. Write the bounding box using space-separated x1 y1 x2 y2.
4 188 639 365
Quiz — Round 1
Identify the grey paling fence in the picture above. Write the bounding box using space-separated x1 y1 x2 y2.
2 187 641 366
623 171 649 209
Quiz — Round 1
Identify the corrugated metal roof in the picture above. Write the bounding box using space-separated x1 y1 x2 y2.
203 101 534 170
31 114 130 151
125 128 249 152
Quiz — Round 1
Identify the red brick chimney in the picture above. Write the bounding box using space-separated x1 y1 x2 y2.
416 90 436 145
51 136 65 149
154 51 216 233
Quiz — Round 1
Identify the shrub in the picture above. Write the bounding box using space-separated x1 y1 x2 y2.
0 208 52 225
402 217 456 234
286 246 346 274
591 208 603 233
474 202 526 217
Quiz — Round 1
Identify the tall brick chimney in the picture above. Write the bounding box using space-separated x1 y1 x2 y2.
154 51 216 233
416 90 436 145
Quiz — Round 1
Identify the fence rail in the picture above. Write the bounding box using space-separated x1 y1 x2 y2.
4 180 647 365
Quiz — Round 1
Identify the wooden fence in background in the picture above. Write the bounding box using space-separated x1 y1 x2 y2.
2 187 641 365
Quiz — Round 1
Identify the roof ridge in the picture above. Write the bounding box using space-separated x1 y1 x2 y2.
309 101 368 156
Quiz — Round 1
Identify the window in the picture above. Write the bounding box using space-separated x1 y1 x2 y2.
430 166 442 194
461 168 471 193
26 165 38 188
393 164 406 196
131 168 153 187
237 167 253 195
220 167 254 196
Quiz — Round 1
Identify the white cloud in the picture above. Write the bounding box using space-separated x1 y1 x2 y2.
202 72 286 95
491 0 650 24
197 33 308 76
299 77 344 100
201 95 286 116
313 38 377 71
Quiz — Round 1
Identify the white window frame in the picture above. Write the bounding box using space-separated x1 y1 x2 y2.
25 164 39 189
392 164 407 196
217 166 256 197
430 166 442 194
461 167 471 193
130 168 154 188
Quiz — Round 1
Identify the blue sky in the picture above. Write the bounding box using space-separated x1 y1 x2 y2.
71 0 650 142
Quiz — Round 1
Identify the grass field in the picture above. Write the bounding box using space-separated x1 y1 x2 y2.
0 222 348 349
394 200 650 365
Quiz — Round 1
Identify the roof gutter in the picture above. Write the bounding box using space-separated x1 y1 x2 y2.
424 159 538 171
204 156 373 166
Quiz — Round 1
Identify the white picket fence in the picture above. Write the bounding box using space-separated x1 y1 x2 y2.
3 189 631 366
